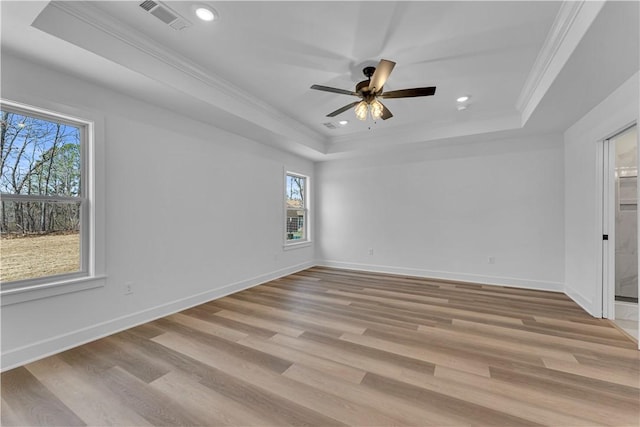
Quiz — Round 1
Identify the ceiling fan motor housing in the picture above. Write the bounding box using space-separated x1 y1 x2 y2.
358 66 377 99
362 66 376 78
356 81 377 103
356 80 372 94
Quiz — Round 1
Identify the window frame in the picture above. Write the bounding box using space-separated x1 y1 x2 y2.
284 171 311 249
0 99 99 299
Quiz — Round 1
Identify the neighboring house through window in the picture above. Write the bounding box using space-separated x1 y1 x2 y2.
285 172 309 244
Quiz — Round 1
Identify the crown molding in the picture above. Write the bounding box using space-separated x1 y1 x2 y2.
47 1 327 152
516 1 584 114
516 0 605 126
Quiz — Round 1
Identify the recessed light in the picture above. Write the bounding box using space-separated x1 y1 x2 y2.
457 105 468 111
456 96 469 103
195 6 216 21
338 120 349 125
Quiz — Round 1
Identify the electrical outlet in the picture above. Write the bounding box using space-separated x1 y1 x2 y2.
488 256 495 264
368 248 374 256
124 282 134 295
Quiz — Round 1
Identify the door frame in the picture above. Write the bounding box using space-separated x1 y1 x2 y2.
598 122 638 319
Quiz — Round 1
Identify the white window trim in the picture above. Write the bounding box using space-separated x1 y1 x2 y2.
0 99 106 306
283 240 313 250
284 170 311 249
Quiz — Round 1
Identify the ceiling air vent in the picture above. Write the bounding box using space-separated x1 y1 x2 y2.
139 1 191 31
323 122 338 129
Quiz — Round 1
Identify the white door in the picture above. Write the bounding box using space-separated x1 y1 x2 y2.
602 124 638 340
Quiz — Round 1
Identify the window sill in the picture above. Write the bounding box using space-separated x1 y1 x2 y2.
1 275 106 306
283 241 313 251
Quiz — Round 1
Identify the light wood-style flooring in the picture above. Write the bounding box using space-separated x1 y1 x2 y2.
2 267 639 426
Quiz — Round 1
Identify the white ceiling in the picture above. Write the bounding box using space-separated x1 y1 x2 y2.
1 1 638 160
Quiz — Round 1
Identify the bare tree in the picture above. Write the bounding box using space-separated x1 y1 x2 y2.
287 176 305 207
1 110 81 234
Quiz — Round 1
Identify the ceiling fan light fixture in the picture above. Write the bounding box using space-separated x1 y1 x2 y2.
355 101 369 121
370 99 384 120
195 6 216 21
310 59 436 122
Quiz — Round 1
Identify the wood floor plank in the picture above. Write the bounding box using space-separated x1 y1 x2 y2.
234 288 428 337
1 396 35 427
1 367 86 426
226 293 369 335
152 317 293 374
542 357 640 388
348 300 456 326
364 327 551 374
259 284 353 305
366 372 542 426
328 288 527 325
26 356 153 427
361 287 450 304
212 308 307 337
2 266 638 426
150 370 277 427
97 366 205 426
361 371 588 426
340 331 492 377
573 352 640 372
237 335 367 384
57 345 116 375
488 365 640 412
126 323 165 340
183 305 277 338
152 332 360 426
83 336 171 383
451 318 640 356
526 316 629 339
433 365 637 426
123 330 334 426
282 363 472 426
269 332 439 386
416 324 579 363
166 312 249 341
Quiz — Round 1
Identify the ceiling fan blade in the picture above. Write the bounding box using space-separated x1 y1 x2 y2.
310 84 359 96
380 87 436 99
327 101 360 117
380 102 393 120
368 59 396 93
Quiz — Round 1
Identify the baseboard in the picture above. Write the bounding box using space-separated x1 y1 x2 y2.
615 301 639 321
317 260 564 292
1 261 314 371
564 285 599 317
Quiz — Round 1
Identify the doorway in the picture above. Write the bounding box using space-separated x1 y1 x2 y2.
603 124 638 340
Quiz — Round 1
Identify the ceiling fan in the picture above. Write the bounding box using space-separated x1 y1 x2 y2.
310 59 436 121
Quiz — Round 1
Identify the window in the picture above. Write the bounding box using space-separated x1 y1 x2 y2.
1 102 89 289
285 172 309 244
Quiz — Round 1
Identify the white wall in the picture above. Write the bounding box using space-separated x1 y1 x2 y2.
316 134 565 290
0 54 315 370
3 56 635 371
564 72 639 316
